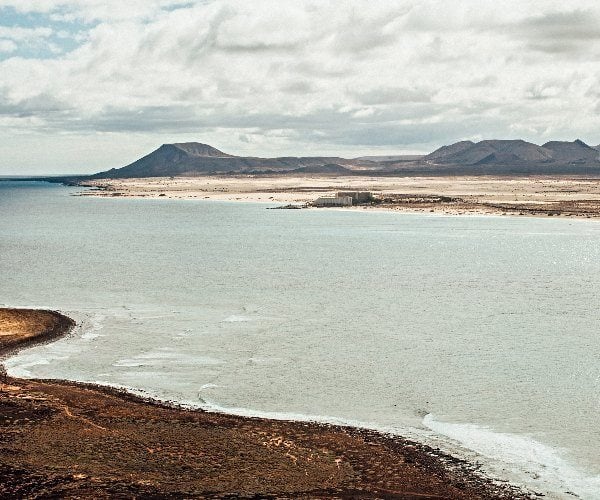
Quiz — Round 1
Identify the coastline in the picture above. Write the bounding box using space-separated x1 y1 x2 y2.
0 307 531 498
77 174 600 219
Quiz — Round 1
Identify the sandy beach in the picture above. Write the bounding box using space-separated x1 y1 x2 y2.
0 307 529 498
79 175 600 218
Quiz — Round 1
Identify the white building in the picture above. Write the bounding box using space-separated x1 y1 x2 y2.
313 196 353 207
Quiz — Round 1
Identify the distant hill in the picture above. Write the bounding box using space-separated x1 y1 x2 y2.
85 139 600 180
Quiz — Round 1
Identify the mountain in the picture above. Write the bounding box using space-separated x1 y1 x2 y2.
541 140 600 163
91 143 378 178
415 138 600 174
85 139 600 180
424 140 554 166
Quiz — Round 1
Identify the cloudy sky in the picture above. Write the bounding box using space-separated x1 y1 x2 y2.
1 0 600 174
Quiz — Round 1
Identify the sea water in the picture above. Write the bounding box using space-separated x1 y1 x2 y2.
2 180 600 498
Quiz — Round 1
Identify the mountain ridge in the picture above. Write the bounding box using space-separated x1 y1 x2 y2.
88 139 600 179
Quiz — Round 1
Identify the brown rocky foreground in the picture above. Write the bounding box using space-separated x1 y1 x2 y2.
0 308 531 499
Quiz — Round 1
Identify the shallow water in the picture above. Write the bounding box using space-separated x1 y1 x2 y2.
2 181 600 498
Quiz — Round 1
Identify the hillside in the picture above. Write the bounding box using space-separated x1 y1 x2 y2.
424 141 475 162
424 140 554 165
541 140 600 163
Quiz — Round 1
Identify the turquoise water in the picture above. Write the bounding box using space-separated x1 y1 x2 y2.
2 181 600 498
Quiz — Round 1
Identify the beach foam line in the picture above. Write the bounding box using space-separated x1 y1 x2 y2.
424 414 600 499
88 380 425 438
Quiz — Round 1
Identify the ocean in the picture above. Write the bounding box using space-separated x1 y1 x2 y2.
2 180 600 498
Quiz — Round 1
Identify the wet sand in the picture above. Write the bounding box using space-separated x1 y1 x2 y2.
0 308 530 498
80 174 600 218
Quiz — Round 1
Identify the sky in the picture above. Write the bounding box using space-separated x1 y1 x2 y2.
1 0 600 174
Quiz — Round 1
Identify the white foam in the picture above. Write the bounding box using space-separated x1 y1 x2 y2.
113 350 224 368
112 360 144 367
4 354 51 378
81 331 102 340
423 414 600 499
77 313 106 340
135 351 181 360
91 314 105 330
222 314 253 323
199 383 219 391
174 329 194 338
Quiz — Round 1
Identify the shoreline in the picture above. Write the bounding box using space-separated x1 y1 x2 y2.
0 307 532 498
76 174 600 219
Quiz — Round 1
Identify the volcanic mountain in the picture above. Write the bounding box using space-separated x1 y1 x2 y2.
414 139 600 175
86 139 600 180
91 142 376 178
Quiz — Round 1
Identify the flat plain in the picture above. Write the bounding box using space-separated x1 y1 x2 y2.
80 174 600 218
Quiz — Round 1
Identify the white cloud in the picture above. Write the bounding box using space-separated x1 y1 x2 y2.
0 26 54 57
0 0 196 21
1 0 600 173
0 39 17 52
0 26 53 40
